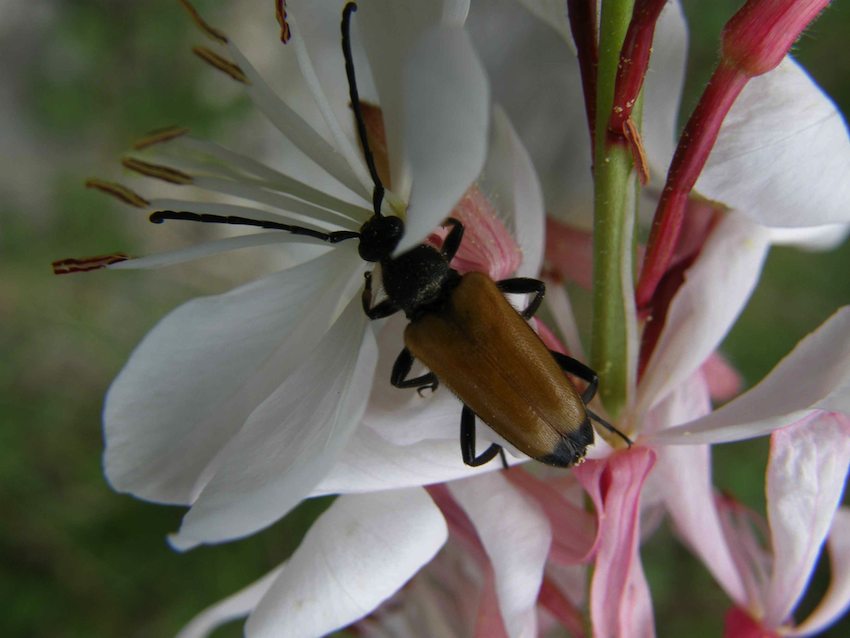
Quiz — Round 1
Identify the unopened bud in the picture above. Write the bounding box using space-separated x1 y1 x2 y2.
722 0 829 76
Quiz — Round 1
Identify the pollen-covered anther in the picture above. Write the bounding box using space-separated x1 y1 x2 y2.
275 0 291 43
52 253 129 275
177 0 228 44
192 46 249 84
133 126 190 151
122 158 193 185
85 178 150 208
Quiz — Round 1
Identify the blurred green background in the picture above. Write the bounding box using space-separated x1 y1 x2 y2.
1 1 847 636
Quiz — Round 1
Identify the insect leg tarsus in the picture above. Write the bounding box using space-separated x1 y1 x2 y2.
587 409 633 448
362 272 399 319
549 350 599 404
440 218 464 262
391 348 439 395
497 277 546 319
460 405 502 467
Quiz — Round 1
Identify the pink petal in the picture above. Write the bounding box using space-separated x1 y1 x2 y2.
474 572 510 638
702 352 744 403
428 184 522 280
543 218 594 289
449 472 551 638
246 489 447 637
792 507 850 636
644 372 747 603
538 577 586 638
763 412 850 627
507 468 596 564
723 607 780 638
575 447 657 638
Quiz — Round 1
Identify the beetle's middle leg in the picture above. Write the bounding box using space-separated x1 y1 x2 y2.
549 350 599 404
391 348 439 396
460 405 505 467
497 278 546 319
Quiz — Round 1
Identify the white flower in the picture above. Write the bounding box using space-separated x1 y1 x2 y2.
99 0 549 555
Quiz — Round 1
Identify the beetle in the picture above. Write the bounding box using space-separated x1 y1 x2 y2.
103 2 630 468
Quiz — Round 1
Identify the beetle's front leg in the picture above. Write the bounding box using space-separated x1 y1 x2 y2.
362 271 399 320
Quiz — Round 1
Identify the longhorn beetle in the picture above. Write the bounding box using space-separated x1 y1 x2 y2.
145 2 631 467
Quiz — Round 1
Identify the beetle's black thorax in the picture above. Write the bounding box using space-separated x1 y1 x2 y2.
381 245 460 320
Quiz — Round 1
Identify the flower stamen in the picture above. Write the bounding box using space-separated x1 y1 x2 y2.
84 179 149 208
191 46 248 84
121 158 193 185
133 126 190 151
52 253 129 275
177 0 228 44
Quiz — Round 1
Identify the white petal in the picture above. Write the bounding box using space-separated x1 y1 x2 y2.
766 224 850 251
647 306 850 445
357 0 470 201
450 473 550 638
169 296 378 549
109 233 314 270
397 26 490 252
312 426 512 497
792 507 850 636
641 0 688 180
246 489 447 638
469 0 591 221
512 0 574 45
637 215 770 416
177 566 283 638
104 248 361 504
226 40 371 200
696 57 850 227
763 413 850 627
481 106 546 277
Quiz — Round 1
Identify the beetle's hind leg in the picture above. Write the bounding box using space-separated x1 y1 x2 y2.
587 409 633 448
460 405 505 467
549 350 599 404
497 278 546 319
391 348 439 396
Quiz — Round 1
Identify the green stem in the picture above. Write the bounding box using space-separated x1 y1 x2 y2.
591 0 635 420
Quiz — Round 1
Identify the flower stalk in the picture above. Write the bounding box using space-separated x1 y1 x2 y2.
635 0 831 310
591 0 636 418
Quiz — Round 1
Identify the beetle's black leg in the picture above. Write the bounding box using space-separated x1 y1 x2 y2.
550 350 599 404
391 348 439 395
587 409 633 447
498 447 509 470
440 218 465 262
497 277 546 319
362 272 399 320
460 405 502 467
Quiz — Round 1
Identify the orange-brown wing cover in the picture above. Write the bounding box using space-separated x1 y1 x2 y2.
404 272 586 460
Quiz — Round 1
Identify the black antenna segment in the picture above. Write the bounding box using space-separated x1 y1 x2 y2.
149 210 360 243
341 2 385 217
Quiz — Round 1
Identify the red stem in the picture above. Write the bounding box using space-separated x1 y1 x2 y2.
635 62 749 311
567 0 599 154
607 0 667 135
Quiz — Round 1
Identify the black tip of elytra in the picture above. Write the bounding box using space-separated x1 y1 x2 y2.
537 417 595 468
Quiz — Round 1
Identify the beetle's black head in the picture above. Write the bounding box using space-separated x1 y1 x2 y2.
358 214 404 262
537 417 595 468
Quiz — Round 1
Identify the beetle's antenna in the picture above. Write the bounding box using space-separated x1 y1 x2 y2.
149 210 360 243
341 2 385 217
587 409 633 448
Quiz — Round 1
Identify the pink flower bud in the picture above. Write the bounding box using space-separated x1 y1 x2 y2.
722 0 830 76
